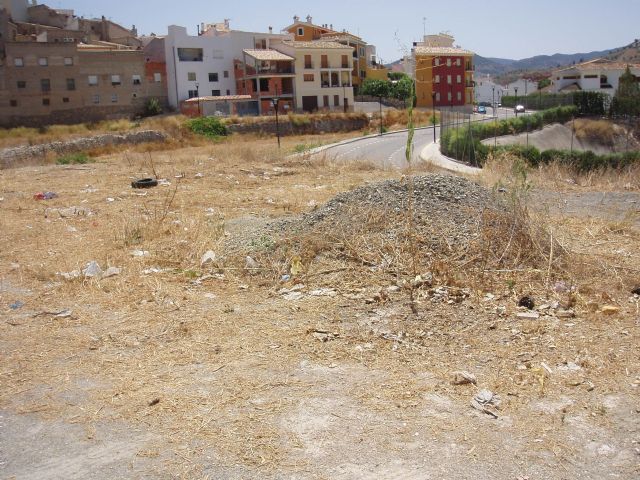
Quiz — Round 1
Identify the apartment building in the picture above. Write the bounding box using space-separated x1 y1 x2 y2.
273 39 354 112
552 58 640 96
0 2 165 126
164 22 290 108
282 15 387 90
413 33 474 110
234 49 296 115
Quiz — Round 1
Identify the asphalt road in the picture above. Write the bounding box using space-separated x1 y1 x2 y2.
315 107 522 168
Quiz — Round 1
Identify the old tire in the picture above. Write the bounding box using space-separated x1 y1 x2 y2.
131 178 158 189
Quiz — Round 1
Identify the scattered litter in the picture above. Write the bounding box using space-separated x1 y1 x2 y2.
601 305 620 315
281 274 291 282
67 226 78 233
157 179 171 186
45 206 92 218
283 291 304 301
142 267 165 275
195 173 204 178
557 362 581 372
59 270 81 281
556 309 575 318
204 293 217 300
554 281 570 293
131 250 150 257
33 191 58 200
310 329 339 342
452 371 477 386
290 256 304 276
33 309 73 318
9 301 24 310
308 288 337 297
82 261 102 278
106 197 115 203
80 186 98 193
200 250 216 267
518 296 535 310
471 389 501 418
148 398 161 407
279 284 305 301
131 178 158 189
102 266 122 279
517 311 540 320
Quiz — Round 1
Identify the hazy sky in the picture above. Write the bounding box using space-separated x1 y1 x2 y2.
51 0 639 61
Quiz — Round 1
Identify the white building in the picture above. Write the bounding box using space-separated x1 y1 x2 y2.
552 58 640 97
474 75 506 104
164 22 290 108
503 78 538 97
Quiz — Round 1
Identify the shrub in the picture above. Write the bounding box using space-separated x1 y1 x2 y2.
186 117 228 138
144 98 163 117
56 152 90 165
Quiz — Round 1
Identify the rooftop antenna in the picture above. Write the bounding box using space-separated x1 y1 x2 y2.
423 17 426 36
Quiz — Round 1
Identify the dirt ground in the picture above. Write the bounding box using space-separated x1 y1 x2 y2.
1 134 639 479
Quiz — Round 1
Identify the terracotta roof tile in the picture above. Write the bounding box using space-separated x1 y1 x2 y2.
243 49 294 61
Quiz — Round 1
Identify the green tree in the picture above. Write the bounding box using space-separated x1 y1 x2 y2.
388 72 408 81
611 66 640 116
537 78 551 90
391 76 414 101
360 79 391 98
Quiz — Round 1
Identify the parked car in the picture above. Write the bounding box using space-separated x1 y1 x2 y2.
477 105 487 114
514 105 525 114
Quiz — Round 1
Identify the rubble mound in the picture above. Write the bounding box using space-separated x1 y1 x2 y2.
232 174 556 285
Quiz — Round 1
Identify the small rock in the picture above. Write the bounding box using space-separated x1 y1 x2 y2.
631 286 640 295
308 288 337 297
601 305 620 316
517 311 540 320
518 296 535 310
203 293 217 300
131 250 150 257
82 261 102 278
200 250 216 267
195 173 204 178
245 256 259 270
102 267 121 278
471 389 501 418
556 309 575 318
452 371 477 385
60 270 81 281
9 300 24 310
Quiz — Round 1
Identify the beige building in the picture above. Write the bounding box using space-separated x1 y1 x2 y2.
273 39 354 112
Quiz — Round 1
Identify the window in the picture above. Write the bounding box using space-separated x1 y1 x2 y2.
66 78 75 91
456 58 461 66
223 70 229 78
154 73 162 83
259 78 269 92
457 75 462 84
10 100 17 107
132 74 142 85
111 74 121 86
304 55 312 69
435 92 440 102
38 57 48 66
321 55 328 68
447 91 452 101
17 80 26 89
177 47 203 62
457 92 462 101
42 98 50 106
187 72 196 82
359 47 365 57
360 70 366 78
187 89 198 98
88 75 98 86
303 74 314 82
342 55 348 68
297 27 304 36
435 58 440 66
209 72 219 82
323 95 329 107
211 89 221 96
334 95 340 106
584 74 598 79
14 57 24 67
447 75 452 84
111 94 118 103
434 75 440 83
446 58 451 67
226 89 230 95
64 57 73 66
93 94 100 104
212 49 224 59
41 79 51 92
62 97 69 103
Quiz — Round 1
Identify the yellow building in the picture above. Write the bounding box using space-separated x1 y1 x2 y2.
282 15 385 90
413 34 474 109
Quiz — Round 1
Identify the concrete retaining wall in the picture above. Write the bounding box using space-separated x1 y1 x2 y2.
227 116 368 136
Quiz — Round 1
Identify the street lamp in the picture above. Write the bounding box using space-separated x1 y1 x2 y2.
492 85 495 116
379 95 383 136
195 82 200 116
271 86 281 149
343 82 347 113
431 91 436 143
514 86 519 116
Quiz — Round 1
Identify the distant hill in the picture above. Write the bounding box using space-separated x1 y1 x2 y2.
604 39 640 63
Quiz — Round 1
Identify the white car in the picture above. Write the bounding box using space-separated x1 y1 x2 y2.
514 105 525 114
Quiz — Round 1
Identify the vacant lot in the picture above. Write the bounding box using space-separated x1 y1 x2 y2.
1 133 639 479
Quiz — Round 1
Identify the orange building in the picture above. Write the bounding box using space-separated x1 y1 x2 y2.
414 34 474 109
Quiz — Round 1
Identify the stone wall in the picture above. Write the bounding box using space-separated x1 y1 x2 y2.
227 116 368 136
0 130 167 168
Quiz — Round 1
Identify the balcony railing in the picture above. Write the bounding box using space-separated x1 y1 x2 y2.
304 63 314 69
256 66 295 74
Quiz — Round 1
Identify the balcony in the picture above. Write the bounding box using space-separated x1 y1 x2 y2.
255 66 295 75
304 63 314 70
465 64 475 72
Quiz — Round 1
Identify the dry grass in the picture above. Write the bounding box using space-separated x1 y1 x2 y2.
383 109 438 129
573 118 617 146
1 136 639 477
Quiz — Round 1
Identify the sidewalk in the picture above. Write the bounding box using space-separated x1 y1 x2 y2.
419 141 482 175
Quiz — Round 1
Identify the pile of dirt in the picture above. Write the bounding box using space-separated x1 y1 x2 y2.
232 174 558 286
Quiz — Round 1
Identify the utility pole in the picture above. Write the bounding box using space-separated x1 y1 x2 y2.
431 91 436 143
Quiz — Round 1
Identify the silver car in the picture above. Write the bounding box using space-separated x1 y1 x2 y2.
514 105 525 114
